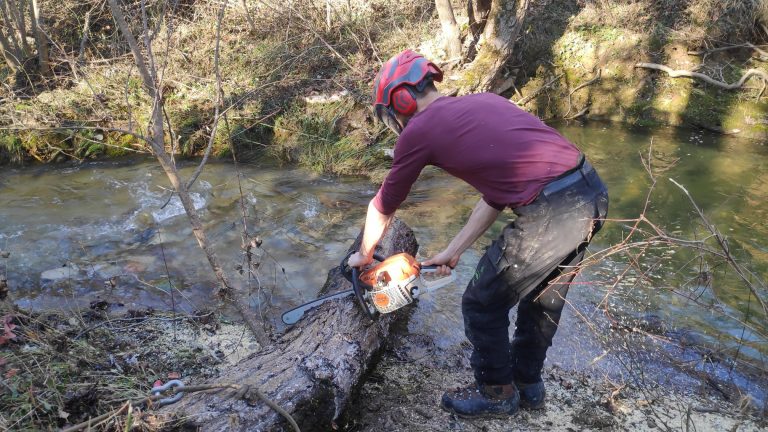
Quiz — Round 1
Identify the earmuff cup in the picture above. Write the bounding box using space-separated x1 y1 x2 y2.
390 86 417 116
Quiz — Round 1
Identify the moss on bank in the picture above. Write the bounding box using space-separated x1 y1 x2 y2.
1 0 766 169
514 1 768 139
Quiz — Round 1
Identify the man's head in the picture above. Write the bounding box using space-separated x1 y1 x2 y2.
373 50 443 135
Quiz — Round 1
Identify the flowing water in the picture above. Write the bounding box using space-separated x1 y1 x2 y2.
1 122 767 400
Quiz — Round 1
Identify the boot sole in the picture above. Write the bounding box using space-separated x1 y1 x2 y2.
520 400 545 410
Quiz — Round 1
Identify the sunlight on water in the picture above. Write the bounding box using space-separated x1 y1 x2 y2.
0 123 766 378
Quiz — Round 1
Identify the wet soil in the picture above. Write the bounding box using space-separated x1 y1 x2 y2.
341 327 767 432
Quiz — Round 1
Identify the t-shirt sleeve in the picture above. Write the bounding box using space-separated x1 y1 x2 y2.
372 130 430 215
482 196 506 211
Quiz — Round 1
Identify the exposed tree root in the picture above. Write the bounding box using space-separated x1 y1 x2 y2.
635 62 768 91
513 73 564 106
687 43 768 62
565 105 590 120
564 68 601 118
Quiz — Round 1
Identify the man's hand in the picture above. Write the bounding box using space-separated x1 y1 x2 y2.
347 251 372 268
422 250 460 276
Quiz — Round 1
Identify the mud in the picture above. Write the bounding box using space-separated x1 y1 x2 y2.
342 327 767 431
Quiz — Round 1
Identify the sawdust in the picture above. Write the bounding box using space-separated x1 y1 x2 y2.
341 333 767 432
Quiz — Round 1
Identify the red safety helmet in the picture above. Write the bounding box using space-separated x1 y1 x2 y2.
373 50 443 135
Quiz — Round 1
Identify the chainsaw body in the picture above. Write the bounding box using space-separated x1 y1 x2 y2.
281 251 456 325
355 252 455 318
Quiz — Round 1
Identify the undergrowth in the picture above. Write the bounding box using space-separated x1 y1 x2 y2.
0 304 240 431
1 0 766 165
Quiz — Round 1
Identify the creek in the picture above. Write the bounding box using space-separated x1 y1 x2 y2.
1 122 767 402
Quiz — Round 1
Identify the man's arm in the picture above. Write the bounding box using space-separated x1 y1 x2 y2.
422 198 501 275
347 200 395 267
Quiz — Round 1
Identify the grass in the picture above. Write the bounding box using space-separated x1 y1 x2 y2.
271 99 392 177
2 0 767 166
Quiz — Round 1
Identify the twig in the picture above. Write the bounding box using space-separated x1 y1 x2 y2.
564 69 601 118
185 2 226 191
668 178 768 318
513 73 564 106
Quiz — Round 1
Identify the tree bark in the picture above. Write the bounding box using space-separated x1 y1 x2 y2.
460 0 530 94
0 0 23 61
435 0 461 59
467 0 491 40
0 25 20 69
29 0 48 75
8 0 31 56
163 219 419 431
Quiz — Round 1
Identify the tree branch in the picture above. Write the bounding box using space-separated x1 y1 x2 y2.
635 62 768 91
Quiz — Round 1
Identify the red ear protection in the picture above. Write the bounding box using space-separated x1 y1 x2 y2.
390 86 417 116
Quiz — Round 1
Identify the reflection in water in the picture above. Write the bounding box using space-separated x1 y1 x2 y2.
1 123 767 380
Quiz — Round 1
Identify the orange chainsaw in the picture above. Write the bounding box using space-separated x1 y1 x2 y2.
281 251 456 325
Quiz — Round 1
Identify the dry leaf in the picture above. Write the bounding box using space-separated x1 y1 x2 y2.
0 315 16 346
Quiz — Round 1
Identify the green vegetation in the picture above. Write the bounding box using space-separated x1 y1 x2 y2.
1 0 766 168
271 100 393 176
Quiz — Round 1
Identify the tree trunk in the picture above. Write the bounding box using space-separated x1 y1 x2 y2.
0 25 20 69
8 0 30 56
30 0 48 75
459 0 530 94
162 219 419 431
107 0 269 345
435 0 461 59
467 0 491 40
0 0 23 61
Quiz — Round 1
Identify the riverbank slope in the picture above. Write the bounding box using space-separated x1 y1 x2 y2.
2 1 767 168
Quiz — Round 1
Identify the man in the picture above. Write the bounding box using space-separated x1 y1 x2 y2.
348 50 609 417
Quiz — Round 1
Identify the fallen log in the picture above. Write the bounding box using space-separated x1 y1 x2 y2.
162 218 418 431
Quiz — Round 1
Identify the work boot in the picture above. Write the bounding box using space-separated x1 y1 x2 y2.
440 382 520 418
516 379 546 410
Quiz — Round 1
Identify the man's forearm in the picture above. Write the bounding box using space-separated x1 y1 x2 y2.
360 200 394 258
445 199 501 258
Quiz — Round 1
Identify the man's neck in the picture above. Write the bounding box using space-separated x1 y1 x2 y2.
415 89 442 113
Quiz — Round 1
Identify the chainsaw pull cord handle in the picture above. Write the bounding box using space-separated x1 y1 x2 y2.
413 265 456 296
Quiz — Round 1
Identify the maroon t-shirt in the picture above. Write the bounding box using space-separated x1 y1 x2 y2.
372 93 580 214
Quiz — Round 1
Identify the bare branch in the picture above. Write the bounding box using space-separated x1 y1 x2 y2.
107 0 155 96
635 62 768 90
186 1 226 190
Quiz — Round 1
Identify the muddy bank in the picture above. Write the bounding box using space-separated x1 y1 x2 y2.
3 1 766 168
2 292 767 430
